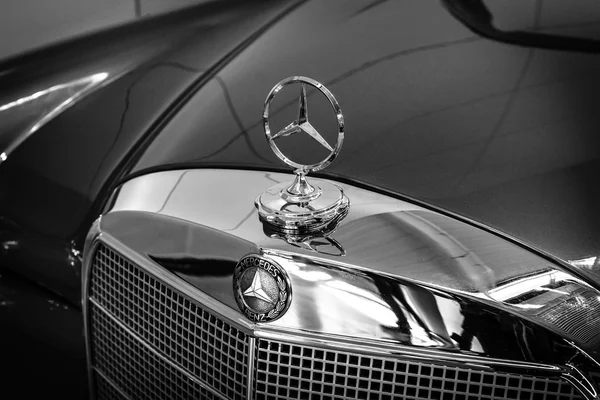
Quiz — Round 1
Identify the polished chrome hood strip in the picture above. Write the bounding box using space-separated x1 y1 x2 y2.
94 368 133 400
97 231 255 334
90 298 228 400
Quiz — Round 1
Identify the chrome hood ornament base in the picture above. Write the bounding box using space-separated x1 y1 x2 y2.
256 76 349 234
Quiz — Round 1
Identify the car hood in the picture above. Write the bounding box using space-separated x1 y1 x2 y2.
132 0 600 270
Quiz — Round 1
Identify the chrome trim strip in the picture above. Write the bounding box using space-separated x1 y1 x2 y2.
563 365 598 400
90 298 228 400
82 217 103 400
98 231 255 334
247 337 256 400
94 367 134 400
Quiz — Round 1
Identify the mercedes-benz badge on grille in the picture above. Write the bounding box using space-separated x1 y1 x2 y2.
256 76 350 235
233 254 292 322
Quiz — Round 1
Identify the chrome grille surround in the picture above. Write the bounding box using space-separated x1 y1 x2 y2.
83 232 587 400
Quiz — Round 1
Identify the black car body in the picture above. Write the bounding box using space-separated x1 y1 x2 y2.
1 0 600 398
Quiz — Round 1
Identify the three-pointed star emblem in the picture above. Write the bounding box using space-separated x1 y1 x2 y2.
243 270 273 303
269 84 334 152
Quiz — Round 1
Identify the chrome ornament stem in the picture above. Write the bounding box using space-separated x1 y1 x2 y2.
282 172 322 204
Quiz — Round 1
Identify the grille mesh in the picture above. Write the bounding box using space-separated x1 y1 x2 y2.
89 244 247 399
91 304 218 400
255 340 583 400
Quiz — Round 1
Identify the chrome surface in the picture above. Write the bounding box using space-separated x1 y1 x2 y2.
88 167 600 398
233 254 292 323
257 76 349 234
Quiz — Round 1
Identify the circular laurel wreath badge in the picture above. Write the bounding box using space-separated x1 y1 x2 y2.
233 254 292 322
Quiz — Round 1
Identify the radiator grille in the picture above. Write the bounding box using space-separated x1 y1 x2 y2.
89 244 247 400
255 340 582 400
91 304 218 400
87 242 584 400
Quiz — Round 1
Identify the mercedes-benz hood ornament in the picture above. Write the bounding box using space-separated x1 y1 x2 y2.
256 76 350 234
